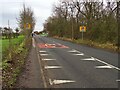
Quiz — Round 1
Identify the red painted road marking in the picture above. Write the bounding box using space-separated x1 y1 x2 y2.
38 43 69 48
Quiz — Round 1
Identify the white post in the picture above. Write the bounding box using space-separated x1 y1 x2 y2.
82 31 83 40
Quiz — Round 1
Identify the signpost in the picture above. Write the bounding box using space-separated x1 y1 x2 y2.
24 23 31 38
24 23 31 29
79 26 86 40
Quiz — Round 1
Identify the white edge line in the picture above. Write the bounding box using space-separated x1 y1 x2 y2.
95 58 120 71
32 38 35 48
37 50 47 88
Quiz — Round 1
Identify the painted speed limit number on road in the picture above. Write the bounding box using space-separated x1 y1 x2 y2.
79 26 86 32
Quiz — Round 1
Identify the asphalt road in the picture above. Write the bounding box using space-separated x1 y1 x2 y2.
34 35 119 88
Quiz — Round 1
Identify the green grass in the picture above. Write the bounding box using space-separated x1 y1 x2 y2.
1 35 24 52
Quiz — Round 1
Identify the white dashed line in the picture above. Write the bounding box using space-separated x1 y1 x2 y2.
39 51 47 52
73 53 84 56
40 54 50 56
49 79 75 85
68 49 79 53
42 59 56 61
44 66 62 69
95 65 112 69
116 80 120 82
81 57 95 61
68 49 83 53
95 58 120 71
69 49 120 71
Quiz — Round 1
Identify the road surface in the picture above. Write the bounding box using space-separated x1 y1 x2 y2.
33 35 119 88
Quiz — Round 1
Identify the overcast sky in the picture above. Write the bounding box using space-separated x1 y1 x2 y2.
0 0 117 32
0 0 59 31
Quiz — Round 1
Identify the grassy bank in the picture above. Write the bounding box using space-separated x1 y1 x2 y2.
2 36 32 88
1 35 24 53
54 36 119 53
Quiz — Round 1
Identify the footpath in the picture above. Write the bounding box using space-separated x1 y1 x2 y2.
15 38 44 88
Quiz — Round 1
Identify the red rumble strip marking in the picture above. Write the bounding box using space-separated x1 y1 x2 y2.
38 43 69 48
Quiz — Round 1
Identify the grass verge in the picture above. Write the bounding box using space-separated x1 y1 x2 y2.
1 35 24 53
53 36 119 53
2 36 32 88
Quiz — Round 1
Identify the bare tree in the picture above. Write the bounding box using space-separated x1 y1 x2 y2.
18 4 36 38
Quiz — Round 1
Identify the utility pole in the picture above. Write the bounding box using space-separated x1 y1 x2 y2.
117 2 120 88
8 20 11 53
117 1 120 50
72 15 74 40
70 4 74 40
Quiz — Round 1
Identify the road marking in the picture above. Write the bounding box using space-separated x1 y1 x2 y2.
32 38 35 48
44 66 62 69
49 79 75 85
40 54 50 56
73 53 84 56
116 80 120 82
68 49 79 53
69 49 120 71
68 49 82 53
39 51 47 53
95 58 120 71
37 50 47 88
95 65 112 69
81 57 95 61
38 43 69 48
42 59 56 61
56 43 62 45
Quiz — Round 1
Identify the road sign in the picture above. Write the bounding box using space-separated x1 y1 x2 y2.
24 23 31 29
79 26 86 32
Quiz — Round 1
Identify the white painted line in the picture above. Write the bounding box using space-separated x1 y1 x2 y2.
81 57 95 61
68 49 82 53
48 44 56 46
68 49 78 52
49 79 75 85
73 53 84 56
95 65 112 69
42 59 56 61
37 50 47 88
95 58 120 71
39 51 47 53
32 38 35 48
116 80 120 82
40 54 50 56
44 66 62 69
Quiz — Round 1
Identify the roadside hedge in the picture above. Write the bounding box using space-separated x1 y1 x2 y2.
2 37 32 88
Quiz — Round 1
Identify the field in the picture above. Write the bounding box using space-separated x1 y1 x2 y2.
0 35 24 52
